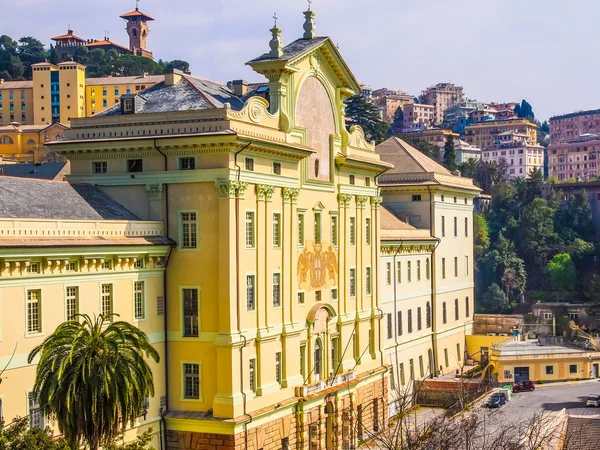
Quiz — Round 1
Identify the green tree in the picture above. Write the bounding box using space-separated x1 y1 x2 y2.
547 253 577 293
479 283 511 313
473 213 490 261
514 99 535 121
160 59 190 73
17 37 47 79
443 134 457 171
390 106 404 134
49 45 61 65
27 314 159 450
518 198 557 269
344 95 389 144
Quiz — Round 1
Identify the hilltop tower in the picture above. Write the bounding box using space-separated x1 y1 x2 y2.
120 5 154 58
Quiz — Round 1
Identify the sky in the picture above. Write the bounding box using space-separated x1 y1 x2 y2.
4 0 600 121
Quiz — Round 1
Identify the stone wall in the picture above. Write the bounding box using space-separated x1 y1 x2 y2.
166 377 387 450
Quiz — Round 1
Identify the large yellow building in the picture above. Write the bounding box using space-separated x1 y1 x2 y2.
464 118 538 150
0 122 68 162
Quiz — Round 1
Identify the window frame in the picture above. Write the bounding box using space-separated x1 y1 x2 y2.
181 362 203 401
92 161 108 174
26 289 42 335
272 272 281 307
65 286 79 321
181 287 200 338
179 210 199 250
133 280 146 321
272 212 282 247
245 210 256 249
100 283 113 322
246 274 256 311
178 156 196 170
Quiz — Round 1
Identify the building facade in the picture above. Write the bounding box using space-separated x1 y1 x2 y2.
549 109 600 144
419 83 464 125
371 88 414 123
464 118 538 151
50 12 393 450
481 142 545 178
0 122 68 162
548 134 600 181
402 104 434 131
0 177 172 448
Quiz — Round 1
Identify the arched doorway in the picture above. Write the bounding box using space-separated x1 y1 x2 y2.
325 401 335 450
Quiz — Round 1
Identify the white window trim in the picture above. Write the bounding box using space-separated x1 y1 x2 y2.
272 211 282 248
178 209 199 251
349 267 357 298
272 271 282 308
99 283 113 323
297 209 307 248
132 279 147 322
24 287 43 338
180 286 201 338
90 160 109 175
245 272 257 312
180 361 204 402
245 209 257 249
64 284 81 322
329 212 339 248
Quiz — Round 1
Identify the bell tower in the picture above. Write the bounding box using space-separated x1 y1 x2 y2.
119 2 154 58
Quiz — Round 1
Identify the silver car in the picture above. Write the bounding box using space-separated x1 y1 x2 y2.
586 394 600 407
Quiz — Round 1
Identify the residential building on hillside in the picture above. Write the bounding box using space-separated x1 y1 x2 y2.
419 83 464 124
464 118 538 150
437 139 481 164
489 102 517 120
444 101 480 124
360 84 373 99
372 88 414 122
481 140 545 178
376 137 480 399
405 128 459 144
549 109 600 143
48 11 394 449
469 106 497 123
0 122 68 162
403 103 434 131
0 177 172 448
548 134 600 181
51 6 154 60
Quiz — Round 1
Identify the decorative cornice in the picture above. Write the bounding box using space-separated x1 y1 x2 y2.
282 187 300 204
338 193 352 208
146 183 163 200
256 184 276 202
380 244 436 255
355 195 369 209
215 180 248 198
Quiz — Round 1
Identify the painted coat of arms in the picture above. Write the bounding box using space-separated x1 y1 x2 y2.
297 241 338 291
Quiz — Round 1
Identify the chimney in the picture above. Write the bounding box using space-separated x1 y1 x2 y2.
164 68 183 86
231 80 248 96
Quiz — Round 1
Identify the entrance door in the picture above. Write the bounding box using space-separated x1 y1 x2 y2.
325 401 335 450
594 363 599 378
514 366 530 383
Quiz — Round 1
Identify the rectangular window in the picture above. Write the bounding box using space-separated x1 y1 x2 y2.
412 195 421 201
365 218 371 245
127 159 143 173
397 311 402 336
273 162 282 175
300 344 306 379
315 291 321 302
349 269 356 297
455 298 459 320
454 216 457 237
246 275 255 310
417 260 421 281
546 365 553 375
102 260 112 270
275 352 282 384
331 337 339 377
441 216 445 237
183 363 200 399
101 284 113 321
465 217 468 237
409 359 415 380
181 212 197 249
457 343 462 361
314 212 322 244
27 290 41 333
66 287 79 320
407 309 413 333
245 157 254 171
272 213 281 247
366 267 372 295
245 212 255 248
454 257 458 277
442 258 446 279
400 362 405 385
349 174 355 185
134 281 145 319
298 292 305 304
134 258 144 269
183 289 199 337
249 359 256 392
273 273 281 307
465 256 469 276
386 262 392 285
466 297 470 318
27 262 40 274
387 313 392 339
93 161 107 174
331 215 338 246
407 261 412 282
397 261 401 283
444 348 449 368
442 302 447 324
29 394 43 428
417 307 422 331
349 217 356 246
419 355 424 378
331 288 338 301
570 364 577 374
298 213 305 246
179 157 195 170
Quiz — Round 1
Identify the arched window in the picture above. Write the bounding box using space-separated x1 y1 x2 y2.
314 339 322 381
1 136 14 144
26 139 36 145
426 302 431 328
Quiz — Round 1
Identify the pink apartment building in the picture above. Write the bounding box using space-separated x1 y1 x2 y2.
550 109 600 143
402 103 434 131
548 134 600 181
419 83 464 124
372 88 414 122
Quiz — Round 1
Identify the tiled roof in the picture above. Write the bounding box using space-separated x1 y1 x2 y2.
376 137 452 176
85 40 131 52
0 80 33 90
248 37 329 63
119 10 154 20
85 74 164 86
0 235 173 248
380 206 417 231
0 162 68 180
95 74 245 117
0 177 139 220
52 32 85 41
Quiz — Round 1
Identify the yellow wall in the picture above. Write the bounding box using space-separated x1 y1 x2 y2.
494 357 595 384
465 334 509 362
58 63 86 123
0 84 34 126
32 64 55 125
86 81 154 116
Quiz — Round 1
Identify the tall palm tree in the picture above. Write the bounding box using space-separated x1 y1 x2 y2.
27 314 159 450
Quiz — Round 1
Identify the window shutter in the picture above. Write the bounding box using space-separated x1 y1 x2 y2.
156 296 165 316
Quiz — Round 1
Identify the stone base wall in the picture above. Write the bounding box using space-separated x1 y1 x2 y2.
167 376 387 450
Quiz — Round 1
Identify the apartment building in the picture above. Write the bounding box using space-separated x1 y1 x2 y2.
0 122 68 162
548 134 600 181
372 88 414 122
481 140 545 178
403 103 435 131
419 83 464 124
549 109 600 144
464 118 538 150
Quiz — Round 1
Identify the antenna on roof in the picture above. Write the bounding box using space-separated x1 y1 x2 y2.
273 12 278 27
308 0 312 10
136 0 140 11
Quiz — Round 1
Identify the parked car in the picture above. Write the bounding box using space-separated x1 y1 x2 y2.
512 380 535 392
488 392 507 408
586 394 600 407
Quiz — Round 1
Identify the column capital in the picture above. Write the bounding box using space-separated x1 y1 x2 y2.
215 180 248 198
145 183 163 200
370 196 383 208
256 184 276 202
282 187 300 204
355 195 369 209
338 193 353 208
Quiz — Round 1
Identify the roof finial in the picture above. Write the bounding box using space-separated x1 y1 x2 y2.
269 14 283 58
136 0 140 11
303 5 316 39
